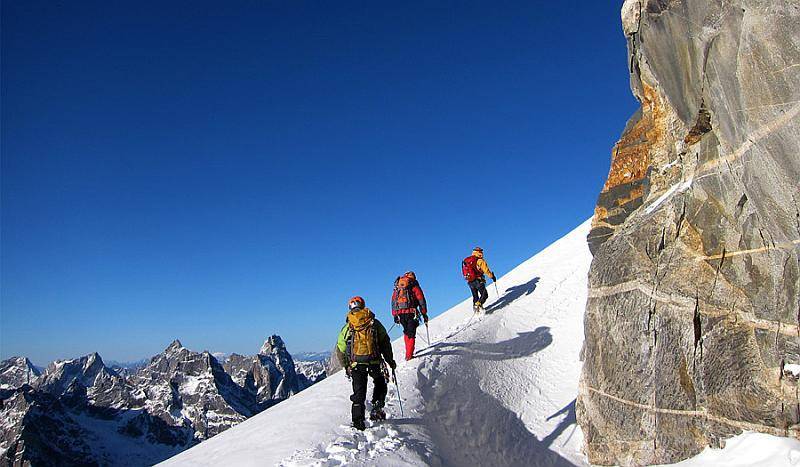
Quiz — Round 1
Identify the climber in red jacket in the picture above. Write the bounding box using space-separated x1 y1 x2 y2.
391 271 428 361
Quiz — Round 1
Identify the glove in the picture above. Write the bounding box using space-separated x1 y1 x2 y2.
387 360 397 370
423 314 429 325
394 315 400 324
491 273 497 282
345 366 352 380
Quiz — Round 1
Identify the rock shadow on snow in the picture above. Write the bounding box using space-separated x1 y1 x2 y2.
419 326 552 361
485 277 540 314
416 358 573 467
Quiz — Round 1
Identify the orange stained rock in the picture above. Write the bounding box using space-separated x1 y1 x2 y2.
601 84 666 193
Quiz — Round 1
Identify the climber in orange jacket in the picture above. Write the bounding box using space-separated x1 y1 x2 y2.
462 247 496 313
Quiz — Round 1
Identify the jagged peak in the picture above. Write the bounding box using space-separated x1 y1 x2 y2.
259 335 286 355
0 356 41 378
86 352 103 364
165 339 184 353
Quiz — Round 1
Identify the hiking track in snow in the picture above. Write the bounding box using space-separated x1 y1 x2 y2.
160 220 592 466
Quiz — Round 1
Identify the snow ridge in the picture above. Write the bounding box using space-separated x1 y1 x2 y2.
161 219 593 466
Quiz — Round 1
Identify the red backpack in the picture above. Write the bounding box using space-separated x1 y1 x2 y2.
462 255 483 282
392 276 418 312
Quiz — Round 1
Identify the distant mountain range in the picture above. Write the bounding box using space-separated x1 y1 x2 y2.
0 336 330 466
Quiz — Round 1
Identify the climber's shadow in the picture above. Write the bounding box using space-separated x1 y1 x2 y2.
485 277 540 314
542 399 577 447
420 326 552 361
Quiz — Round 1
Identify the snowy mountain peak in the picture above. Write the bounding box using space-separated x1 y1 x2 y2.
259 335 286 356
84 352 103 370
0 356 41 389
35 352 119 397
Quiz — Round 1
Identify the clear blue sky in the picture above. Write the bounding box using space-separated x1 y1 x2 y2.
1 1 637 365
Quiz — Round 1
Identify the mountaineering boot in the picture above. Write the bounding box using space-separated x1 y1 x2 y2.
353 419 366 431
369 407 386 421
370 401 387 421
473 302 482 314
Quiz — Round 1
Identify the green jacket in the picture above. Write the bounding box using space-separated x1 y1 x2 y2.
336 307 394 368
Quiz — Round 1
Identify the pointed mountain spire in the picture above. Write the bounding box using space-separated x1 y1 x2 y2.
259 335 286 356
165 339 184 353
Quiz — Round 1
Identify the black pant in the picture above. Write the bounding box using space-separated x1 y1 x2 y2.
469 279 488 305
350 363 387 423
398 313 419 338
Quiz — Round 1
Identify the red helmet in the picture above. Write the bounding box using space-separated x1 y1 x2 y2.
348 296 365 310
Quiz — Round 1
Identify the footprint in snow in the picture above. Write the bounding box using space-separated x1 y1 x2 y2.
279 421 404 466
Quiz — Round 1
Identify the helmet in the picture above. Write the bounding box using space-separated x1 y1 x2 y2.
473 246 483 252
404 271 416 280
348 296 365 310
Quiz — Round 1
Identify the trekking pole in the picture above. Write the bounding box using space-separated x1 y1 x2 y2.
425 322 431 347
388 322 397 334
494 281 500 298
392 369 404 417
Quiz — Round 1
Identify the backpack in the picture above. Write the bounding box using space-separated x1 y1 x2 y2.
462 255 483 282
392 276 418 312
346 308 379 364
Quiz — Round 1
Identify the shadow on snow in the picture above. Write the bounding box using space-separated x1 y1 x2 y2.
542 399 578 448
416 334 574 466
485 277 540 314
417 326 552 361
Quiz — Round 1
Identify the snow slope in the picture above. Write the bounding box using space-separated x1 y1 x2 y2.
159 218 800 466
161 219 592 467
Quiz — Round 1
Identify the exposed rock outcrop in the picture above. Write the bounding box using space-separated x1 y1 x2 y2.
579 0 800 465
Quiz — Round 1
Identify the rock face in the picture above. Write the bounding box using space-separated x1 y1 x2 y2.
579 0 800 465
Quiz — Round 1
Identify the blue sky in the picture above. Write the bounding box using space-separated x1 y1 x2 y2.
1 1 637 365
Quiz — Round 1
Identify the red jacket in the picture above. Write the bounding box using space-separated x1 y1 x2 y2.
391 280 427 317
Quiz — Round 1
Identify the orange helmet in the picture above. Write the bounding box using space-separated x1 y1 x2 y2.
404 271 416 280
348 296 365 310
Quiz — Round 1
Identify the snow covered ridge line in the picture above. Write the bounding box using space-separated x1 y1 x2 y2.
160 219 595 466
0 335 329 466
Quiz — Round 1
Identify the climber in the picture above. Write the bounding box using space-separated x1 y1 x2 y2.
462 247 496 313
336 296 396 430
391 271 429 361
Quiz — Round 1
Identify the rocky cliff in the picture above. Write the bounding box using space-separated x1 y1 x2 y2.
579 0 800 465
